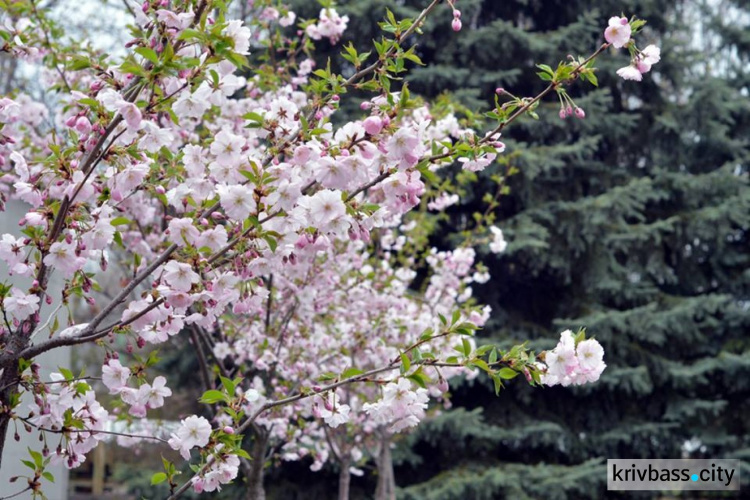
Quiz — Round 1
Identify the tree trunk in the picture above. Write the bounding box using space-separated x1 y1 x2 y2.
245 427 269 500
338 456 351 500
0 362 20 470
374 434 395 500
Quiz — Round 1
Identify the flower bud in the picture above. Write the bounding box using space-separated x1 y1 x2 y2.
75 116 92 135
453 9 461 18
437 377 449 393
451 18 462 32
362 116 383 136
575 107 585 119
192 478 205 493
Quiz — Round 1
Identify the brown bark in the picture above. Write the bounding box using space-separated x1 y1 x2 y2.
245 427 269 500
0 362 20 470
374 434 395 500
338 456 352 500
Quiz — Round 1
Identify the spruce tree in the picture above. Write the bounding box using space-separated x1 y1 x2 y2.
279 1 750 497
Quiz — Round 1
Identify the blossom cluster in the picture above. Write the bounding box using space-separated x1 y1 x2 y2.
27 374 109 469
541 330 607 386
605 16 662 81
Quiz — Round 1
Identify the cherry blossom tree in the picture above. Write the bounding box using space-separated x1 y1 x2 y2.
0 1 657 498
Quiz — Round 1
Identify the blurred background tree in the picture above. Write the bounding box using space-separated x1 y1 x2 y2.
280 0 750 498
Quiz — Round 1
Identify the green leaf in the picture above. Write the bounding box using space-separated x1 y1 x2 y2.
135 47 159 64
262 234 278 252
42 471 55 483
419 327 434 340
400 352 411 373
28 448 43 468
491 372 504 395
58 367 74 381
199 390 228 404
461 338 472 357
242 111 265 124
498 367 519 380
489 347 499 365
472 359 491 372
110 217 131 227
151 472 168 485
341 367 364 379
220 376 236 397
574 328 586 346
454 322 476 335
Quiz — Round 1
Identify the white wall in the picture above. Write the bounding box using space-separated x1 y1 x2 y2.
0 200 70 500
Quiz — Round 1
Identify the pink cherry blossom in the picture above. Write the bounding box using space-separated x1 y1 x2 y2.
102 359 131 394
119 102 143 130
617 64 643 81
168 415 212 460
604 16 631 49
3 287 39 321
216 184 256 221
168 217 201 246
162 261 200 292
43 240 86 278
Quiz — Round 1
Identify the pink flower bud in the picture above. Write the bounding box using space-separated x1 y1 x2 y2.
495 87 504 95
437 377 449 393
575 107 585 119
331 95 340 102
360 101 372 110
559 108 567 120
636 60 651 74
65 115 77 128
295 233 309 250
620 17 629 25
223 426 235 434
451 18 462 31
362 116 383 135
75 116 92 135
453 9 461 18
192 478 205 493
